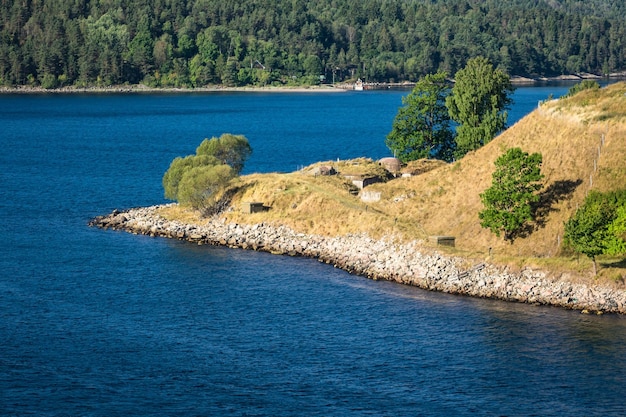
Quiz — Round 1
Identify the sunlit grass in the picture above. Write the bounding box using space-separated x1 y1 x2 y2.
161 82 626 286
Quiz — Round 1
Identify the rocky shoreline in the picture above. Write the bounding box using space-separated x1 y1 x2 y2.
0 84 344 94
89 205 626 314
0 71 626 94
3 73 626 94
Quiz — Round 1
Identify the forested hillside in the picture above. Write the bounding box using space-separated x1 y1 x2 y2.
1 0 625 88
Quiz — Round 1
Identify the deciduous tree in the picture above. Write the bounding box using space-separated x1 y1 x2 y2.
607 205 626 255
564 190 626 274
446 57 513 159
162 134 252 211
176 164 236 210
195 133 252 174
479 147 543 242
385 71 455 162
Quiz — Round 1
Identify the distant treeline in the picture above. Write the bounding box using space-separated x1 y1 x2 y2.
1 0 625 88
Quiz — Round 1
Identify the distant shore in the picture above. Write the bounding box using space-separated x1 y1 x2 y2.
0 84 346 94
2 72 626 94
90 205 626 315
510 72 626 84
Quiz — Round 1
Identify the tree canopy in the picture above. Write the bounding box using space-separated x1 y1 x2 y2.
1 0 626 88
196 133 252 174
479 147 543 242
564 190 626 273
446 57 514 159
385 71 455 162
162 134 251 212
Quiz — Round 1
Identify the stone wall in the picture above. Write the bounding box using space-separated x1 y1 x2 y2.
89 205 626 314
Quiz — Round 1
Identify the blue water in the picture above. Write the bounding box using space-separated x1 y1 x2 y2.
1 86 626 416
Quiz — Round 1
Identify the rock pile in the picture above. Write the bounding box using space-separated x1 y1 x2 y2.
89 205 626 314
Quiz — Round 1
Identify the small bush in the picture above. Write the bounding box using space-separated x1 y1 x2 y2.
563 80 600 99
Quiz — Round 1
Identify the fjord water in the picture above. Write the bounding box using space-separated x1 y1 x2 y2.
1 86 625 416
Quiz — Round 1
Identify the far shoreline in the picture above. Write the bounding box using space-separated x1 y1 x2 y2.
0 84 347 95
2 72 626 94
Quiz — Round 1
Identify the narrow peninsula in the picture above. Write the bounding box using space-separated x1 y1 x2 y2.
91 82 626 314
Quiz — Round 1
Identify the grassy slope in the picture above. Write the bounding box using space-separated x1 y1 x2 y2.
161 82 626 284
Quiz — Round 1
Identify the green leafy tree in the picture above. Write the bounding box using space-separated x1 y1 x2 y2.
162 134 252 211
195 133 252 174
83 13 129 85
607 205 626 255
176 33 196 59
162 154 220 201
565 191 626 274
221 57 239 87
189 54 215 87
446 57 513 159
479 147 543 242
385 71 455 162
176 164 235 210
302 55 322 76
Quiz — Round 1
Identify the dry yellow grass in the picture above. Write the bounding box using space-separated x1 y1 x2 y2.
220 170 411 239
170 82 626 284
159 203 212 225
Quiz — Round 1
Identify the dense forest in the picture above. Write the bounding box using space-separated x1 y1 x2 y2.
1 0 625 88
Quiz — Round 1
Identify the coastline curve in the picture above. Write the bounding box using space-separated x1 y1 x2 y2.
89 205 626 315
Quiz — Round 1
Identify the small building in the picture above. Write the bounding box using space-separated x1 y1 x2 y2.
352 176 381 190
429 236 456 247
242 202 266 214
310 165 336 176
379 157 402 174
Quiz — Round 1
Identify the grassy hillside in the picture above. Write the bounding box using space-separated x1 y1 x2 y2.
161 82 626 283
372 82 626 253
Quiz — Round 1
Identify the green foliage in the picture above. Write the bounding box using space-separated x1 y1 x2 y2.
162 134 252 210
607 205 626 255
40 73 58 89
446 57 514 159
479 147 543 242
1 0 626 88
176 164 236 210
162 154 221 201
195 134 252 174
563 80 601 98
565 190 626 263
385 71 455 162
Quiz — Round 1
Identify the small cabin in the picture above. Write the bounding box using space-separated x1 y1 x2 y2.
242 201 266 214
